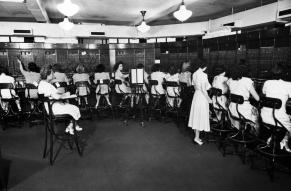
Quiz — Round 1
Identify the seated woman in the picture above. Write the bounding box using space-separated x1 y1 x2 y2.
260 63 291 152
0 66 21 112
38 65 82 135
227 65 260 132
17 57 40 99
212 65 229 120
72 64 91 105
93 64 111 108
150 64 167 96
51 63 69 94
165 65 181 108
113 61 132 106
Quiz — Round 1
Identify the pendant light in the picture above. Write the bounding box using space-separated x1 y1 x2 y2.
57 0 79 17
137 11 150 33
173 0 192 22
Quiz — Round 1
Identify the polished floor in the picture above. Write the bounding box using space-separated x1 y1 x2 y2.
0 118 291 191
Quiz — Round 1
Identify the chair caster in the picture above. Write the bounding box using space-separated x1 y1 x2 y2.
140 122 144 127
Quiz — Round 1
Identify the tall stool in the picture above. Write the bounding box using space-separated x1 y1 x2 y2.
39 94 83 165
257 96 291 181
95 79 113 117
164 81 181 124
113 79 131 124
228 93 257 164
0 83 21 130
148 80 163 121
25 83 42 126
210 88 234 156
75 81 93 119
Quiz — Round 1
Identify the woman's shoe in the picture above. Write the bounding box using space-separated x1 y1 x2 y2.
65 126 74 135
75 125 83 131
280 139 291 153
194 138 203 146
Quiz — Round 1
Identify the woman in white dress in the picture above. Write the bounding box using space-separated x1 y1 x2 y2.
113 62 133 106
0 66 22 112
150 64 167 96
227 65 260 132
165 65 181 108
212 65 229 120
72 64 91 105
38 65 82 135
260 64 291 152
94 64 111 108
188 61 212 145
51 63 69 94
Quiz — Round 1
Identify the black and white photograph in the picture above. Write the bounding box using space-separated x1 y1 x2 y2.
0 0 291 190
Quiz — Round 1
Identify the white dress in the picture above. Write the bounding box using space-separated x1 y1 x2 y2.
212 73 228 110
188 68 211 132
165 73 180 107
72 73 91 96
261 79 291 133
38 80 81 120
94 72 110 94
114 71 131 94
150 71 167 95
227 77 258 129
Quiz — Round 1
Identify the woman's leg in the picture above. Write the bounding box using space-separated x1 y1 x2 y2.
194 130 203 145
95 94 100 108
105 95 111 105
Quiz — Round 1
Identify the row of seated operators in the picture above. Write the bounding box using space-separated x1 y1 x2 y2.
0 58 290 144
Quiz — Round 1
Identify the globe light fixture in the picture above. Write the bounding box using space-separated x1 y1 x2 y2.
57 0 79 17
137 11 150 33
173 0 192 22
59 17 74 31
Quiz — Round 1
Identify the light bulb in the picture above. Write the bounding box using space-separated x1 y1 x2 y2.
59 17 74 31
173 4 192 22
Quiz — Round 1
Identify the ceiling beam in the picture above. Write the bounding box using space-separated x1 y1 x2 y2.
25 0 50 23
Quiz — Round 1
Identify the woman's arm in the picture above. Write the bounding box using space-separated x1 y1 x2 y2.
17 57 27 75
249 85 260 101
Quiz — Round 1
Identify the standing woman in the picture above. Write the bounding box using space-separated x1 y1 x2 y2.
188 60 212 145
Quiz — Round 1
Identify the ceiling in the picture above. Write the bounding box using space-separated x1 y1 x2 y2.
0 0 277 26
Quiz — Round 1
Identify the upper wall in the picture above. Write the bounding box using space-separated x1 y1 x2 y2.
0 2 290 43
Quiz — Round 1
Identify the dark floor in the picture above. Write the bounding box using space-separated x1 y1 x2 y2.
0 118 290 191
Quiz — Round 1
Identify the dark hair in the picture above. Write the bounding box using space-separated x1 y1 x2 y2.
193 58 207 72
212 65 227 77
0 66 8 75
180 61 191 72
95 64 105 73
76 64 85 74
271 62 287 80
28 62 39 73
137 63 144 69
168 65 176 75
40 65 52 80
230 65 248 80
113 61 124 72
151 64 160 72
52 63 62 73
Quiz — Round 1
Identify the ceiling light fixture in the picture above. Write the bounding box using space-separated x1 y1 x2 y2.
57 0 79 17
173 0 192 22
137 11 150 33
59 17 74 31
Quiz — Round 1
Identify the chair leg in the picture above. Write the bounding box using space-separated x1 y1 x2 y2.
49 130 54 165
42 123 48 158
73 121 82 156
